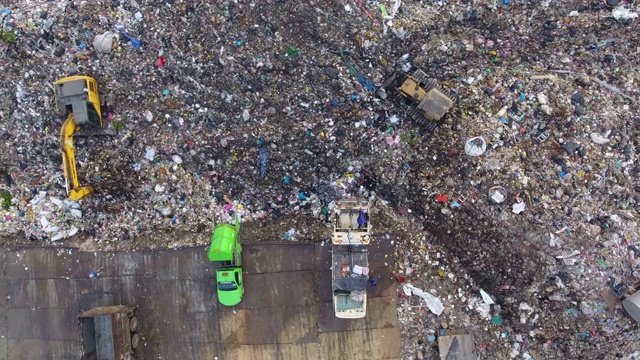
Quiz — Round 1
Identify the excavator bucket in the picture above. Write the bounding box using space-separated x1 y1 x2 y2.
68 186 94 201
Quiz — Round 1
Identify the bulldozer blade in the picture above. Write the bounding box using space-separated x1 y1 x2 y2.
380 71 398 90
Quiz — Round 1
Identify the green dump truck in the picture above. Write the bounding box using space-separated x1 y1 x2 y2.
208 216 244 306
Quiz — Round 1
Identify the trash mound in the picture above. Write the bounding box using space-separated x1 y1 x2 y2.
0 0 639 358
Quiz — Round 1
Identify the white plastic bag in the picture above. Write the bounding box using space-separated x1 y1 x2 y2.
612 6 638 21
93 32 115 53
403 284 444 315
464 137 487 156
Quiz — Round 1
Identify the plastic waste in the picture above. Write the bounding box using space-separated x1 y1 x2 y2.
519 303 534 312
144 147 155 161
123 33 141 48
489 186 506 204
283 228 296 240
512 202 526 214
402 283 444 316
590 133 610 144
258 147 269 178
93 32 115 53
612 6 638 21
144 110 153 122
480 289 495 305
464 137 487 156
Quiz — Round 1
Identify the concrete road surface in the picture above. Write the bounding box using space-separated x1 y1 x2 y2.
0 236 401 360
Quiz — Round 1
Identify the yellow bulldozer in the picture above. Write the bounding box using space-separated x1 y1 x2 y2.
53 76 115 200
377 65 458 132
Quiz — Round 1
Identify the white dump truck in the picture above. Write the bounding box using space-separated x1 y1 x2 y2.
331 199 371 319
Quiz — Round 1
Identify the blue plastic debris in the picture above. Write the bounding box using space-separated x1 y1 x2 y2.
123 33 141 48
357 209 369 228
235 41 243 46
340 50 378 93
518 93 526 101
259 147 269 178
298 192 308 200
283 176 291 184
330 99 338 106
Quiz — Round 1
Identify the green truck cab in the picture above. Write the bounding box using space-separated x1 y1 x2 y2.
208 217 244 306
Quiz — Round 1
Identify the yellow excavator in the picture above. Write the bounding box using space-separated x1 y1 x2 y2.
54 76 114 201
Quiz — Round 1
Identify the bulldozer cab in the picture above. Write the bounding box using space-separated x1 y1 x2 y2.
53 76 103 128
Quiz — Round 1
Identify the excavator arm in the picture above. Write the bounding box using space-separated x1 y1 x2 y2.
60 113 94 200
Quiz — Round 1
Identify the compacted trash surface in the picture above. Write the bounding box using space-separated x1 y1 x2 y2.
0 0 639 359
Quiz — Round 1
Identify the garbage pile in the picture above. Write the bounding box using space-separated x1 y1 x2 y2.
0 0 638 358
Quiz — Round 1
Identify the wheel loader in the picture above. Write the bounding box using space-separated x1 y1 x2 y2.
377 65 458 132
53 76 115 201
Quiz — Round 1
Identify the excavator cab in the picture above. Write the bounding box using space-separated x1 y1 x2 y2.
54 76 103 129
53 76 113 201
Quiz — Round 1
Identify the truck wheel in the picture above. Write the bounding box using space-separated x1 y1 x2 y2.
129 317 138 332
131 333 140 349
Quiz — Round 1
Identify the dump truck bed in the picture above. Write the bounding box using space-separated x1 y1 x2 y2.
332 245 368 318
79 306 134 360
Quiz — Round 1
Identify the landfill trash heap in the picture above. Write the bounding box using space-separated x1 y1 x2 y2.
0 0 639 358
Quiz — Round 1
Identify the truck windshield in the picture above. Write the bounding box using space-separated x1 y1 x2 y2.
218 281 238 291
